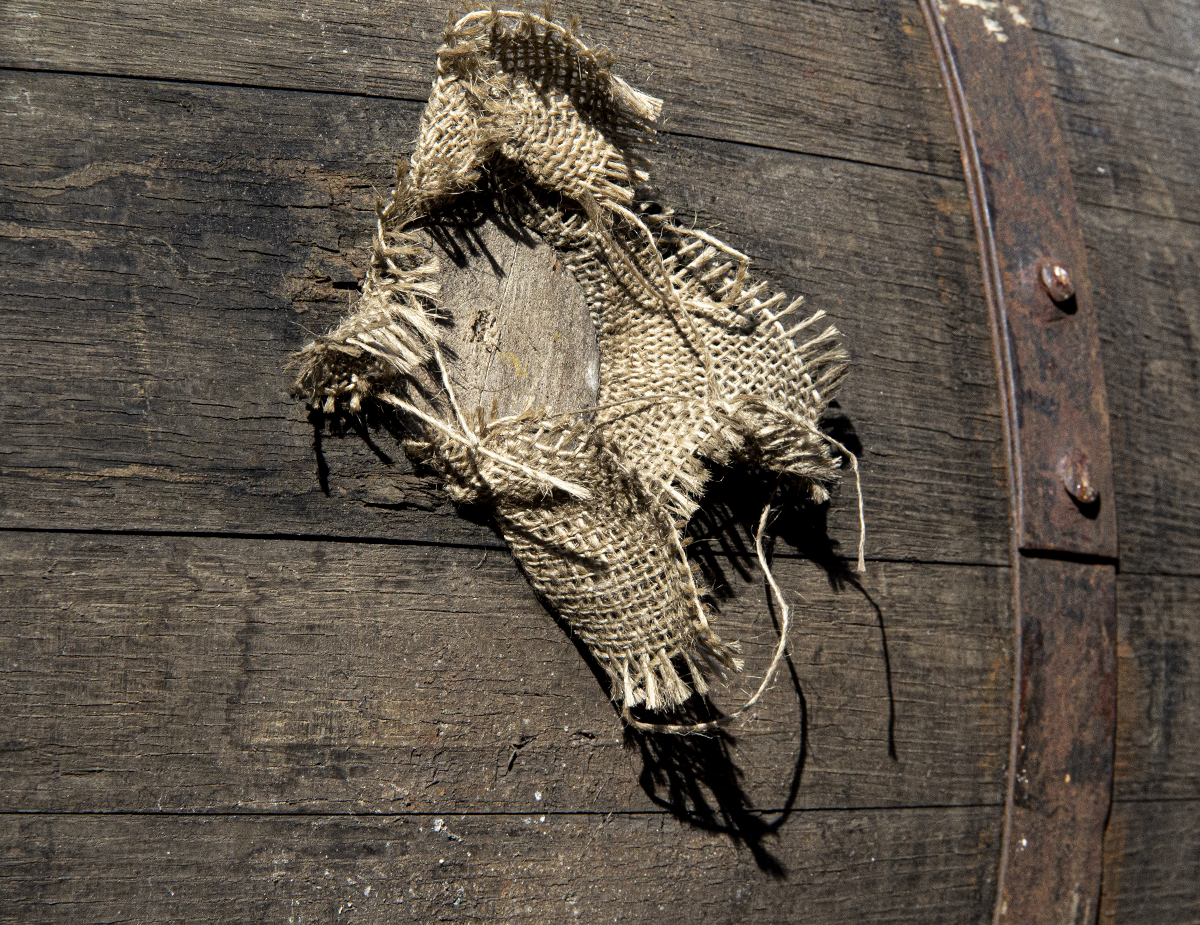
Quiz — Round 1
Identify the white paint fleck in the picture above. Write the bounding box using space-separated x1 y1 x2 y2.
954 0 1031 41
534 791 543 801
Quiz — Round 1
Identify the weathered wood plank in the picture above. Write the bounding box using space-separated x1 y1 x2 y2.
6 0 1199 232
1099 798 1200 925
0 4 1195 922
0 807 1002 925
1113 574 1200 801
0 71 1008 564
1083 204 1200 576
1036 29 1200 226
0 532 1013 814
1041 0 1200 74
0 0 959 178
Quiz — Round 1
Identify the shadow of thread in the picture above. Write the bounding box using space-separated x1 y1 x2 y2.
624 627 810 878
307 406 332 497
688 407 897 761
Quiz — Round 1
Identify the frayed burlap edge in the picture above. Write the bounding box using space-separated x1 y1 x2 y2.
288 7 864 733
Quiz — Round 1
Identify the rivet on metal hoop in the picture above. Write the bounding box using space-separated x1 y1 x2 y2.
1058 449 1098 505
1039 260 1075 303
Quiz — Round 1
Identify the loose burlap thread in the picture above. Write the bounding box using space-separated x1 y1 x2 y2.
289 7 862 733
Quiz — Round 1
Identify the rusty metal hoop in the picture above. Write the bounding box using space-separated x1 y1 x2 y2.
916 3 1119 924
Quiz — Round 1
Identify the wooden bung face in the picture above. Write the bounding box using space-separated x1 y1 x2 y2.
418 211 600 422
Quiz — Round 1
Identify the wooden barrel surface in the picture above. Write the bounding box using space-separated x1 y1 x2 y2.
0 1 1195 922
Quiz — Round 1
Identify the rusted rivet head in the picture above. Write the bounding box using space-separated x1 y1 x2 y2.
1057 450 1098 504
1039 259 1075 303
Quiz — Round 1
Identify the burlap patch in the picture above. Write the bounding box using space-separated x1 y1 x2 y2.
289 8 860 731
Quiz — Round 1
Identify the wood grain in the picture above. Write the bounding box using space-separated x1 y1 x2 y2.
1083 204 1200 577
1113 574 1200 801
0 71 1008 565
1 0 1198 919
5 0 1199 231
1040 0 1200 74
1036 29 1200 227
1099 798 1200 925
0 532 1012 814
0 807 1003 925
0 0 959 178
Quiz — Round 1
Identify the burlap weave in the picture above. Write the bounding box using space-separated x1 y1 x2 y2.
290 8 854 722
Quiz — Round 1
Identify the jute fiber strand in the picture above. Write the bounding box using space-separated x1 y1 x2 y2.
289 7 862 733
